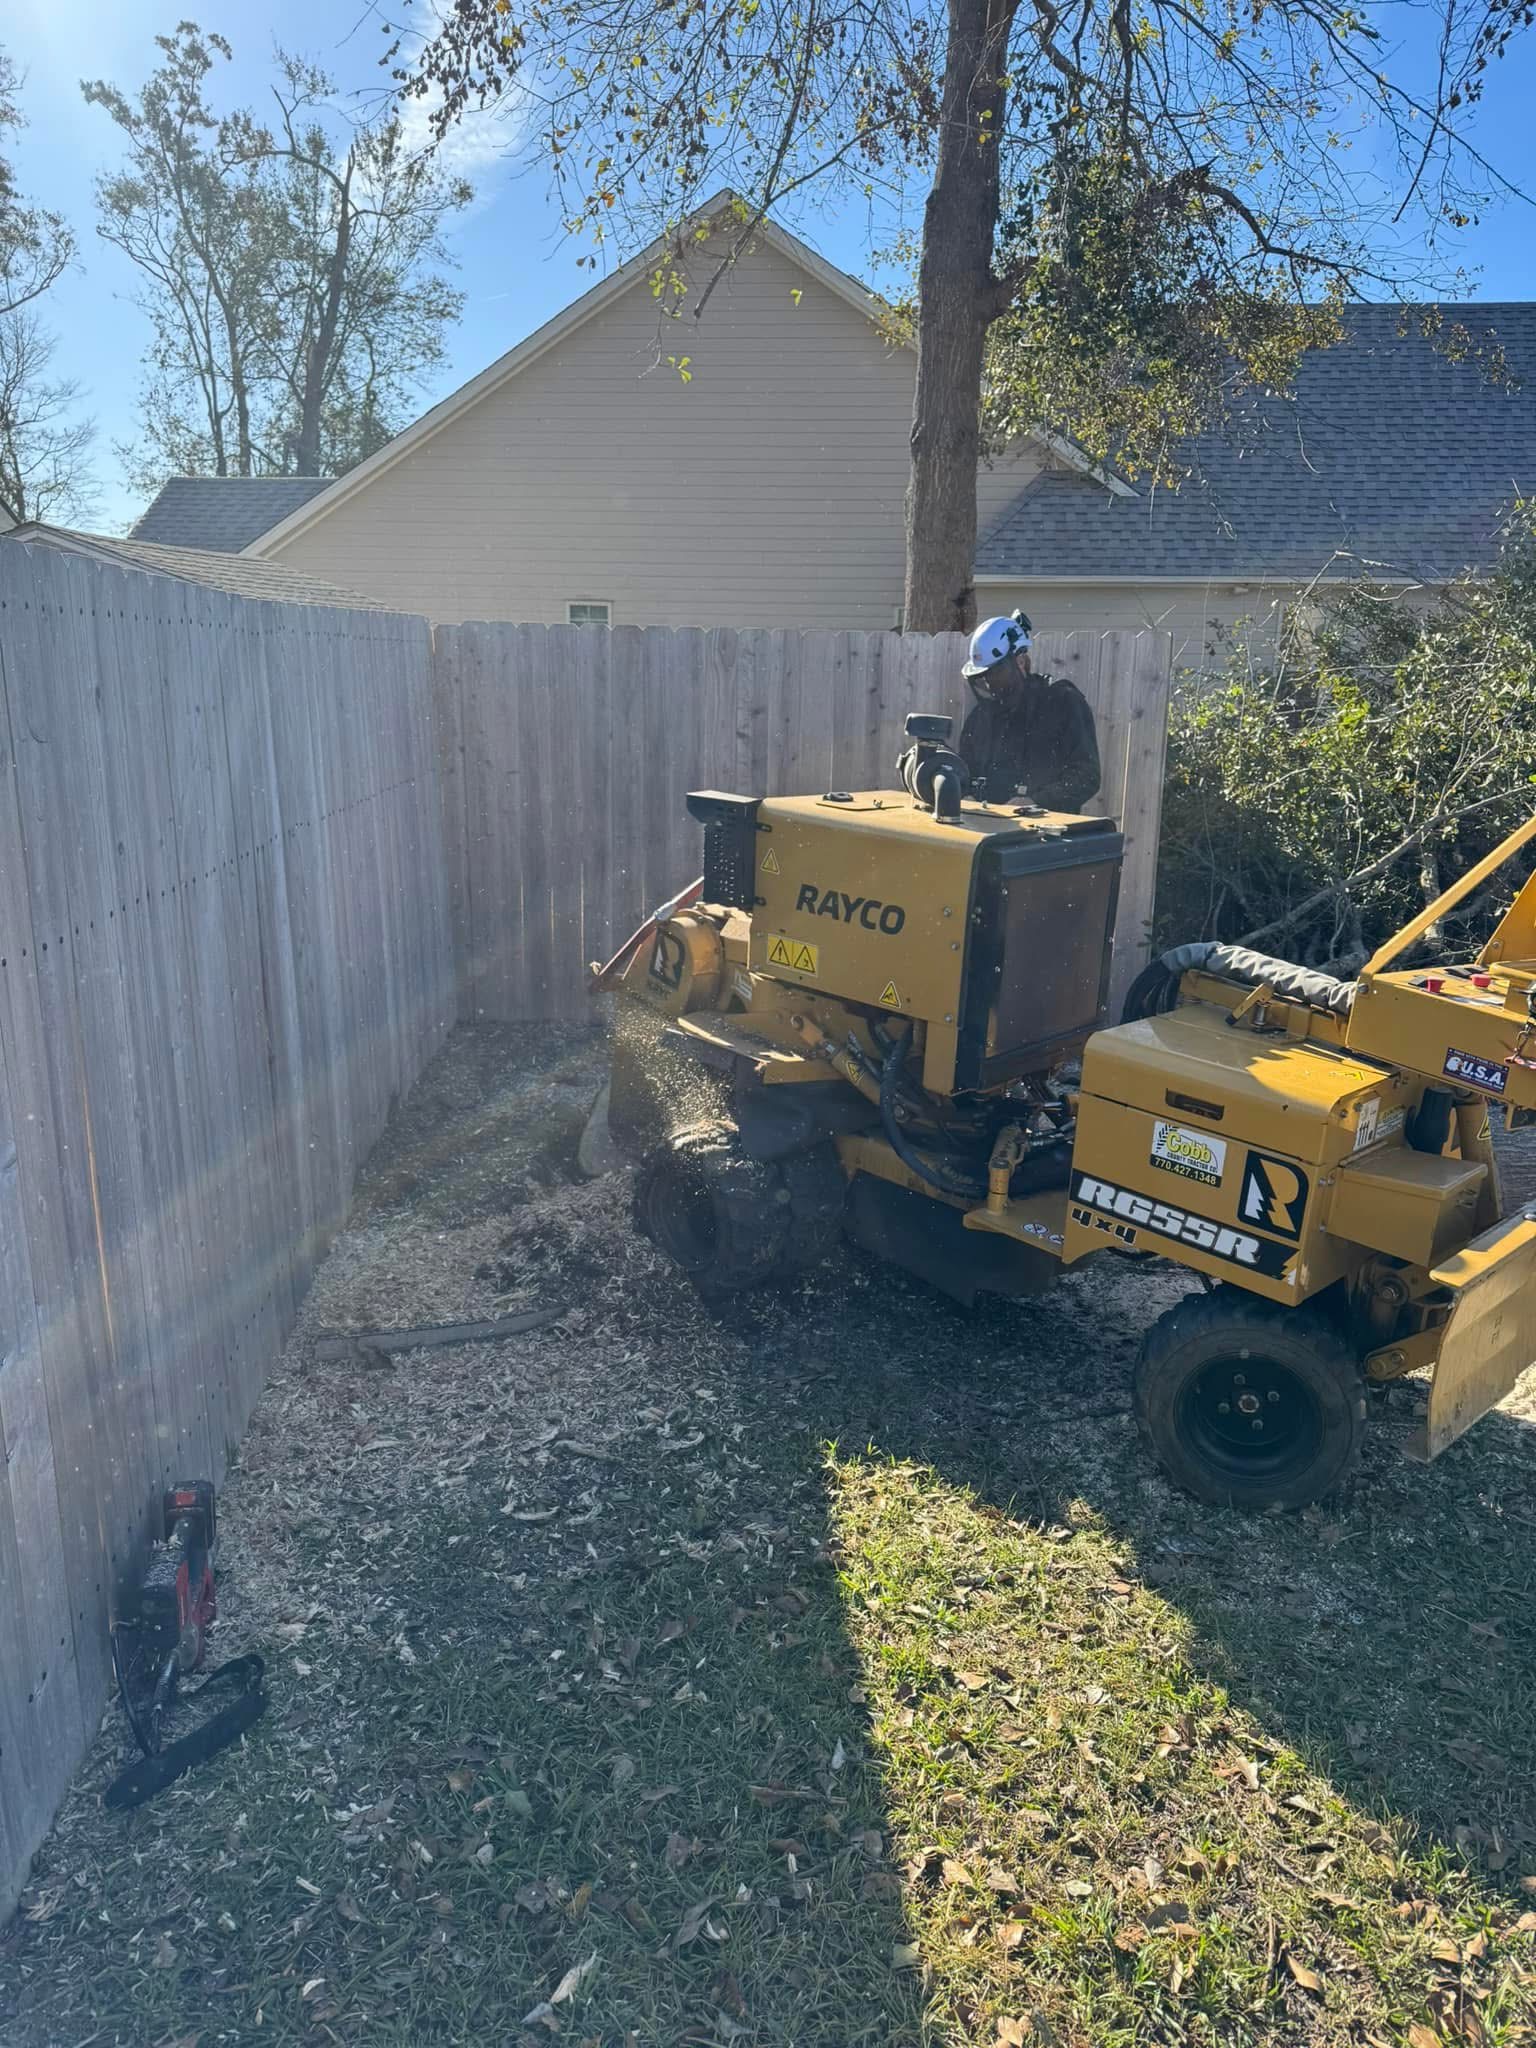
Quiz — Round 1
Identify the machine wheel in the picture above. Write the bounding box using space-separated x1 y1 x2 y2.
1133 1287 1367 1512
633 1121 841 1297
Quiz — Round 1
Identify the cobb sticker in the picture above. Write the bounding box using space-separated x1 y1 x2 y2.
1149 1119 1225 1187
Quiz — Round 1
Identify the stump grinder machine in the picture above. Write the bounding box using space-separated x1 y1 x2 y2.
591 710 1536 1511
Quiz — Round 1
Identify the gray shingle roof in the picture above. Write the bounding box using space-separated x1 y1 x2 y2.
6 524 393 609
129 476 334 552
976 303 1536 584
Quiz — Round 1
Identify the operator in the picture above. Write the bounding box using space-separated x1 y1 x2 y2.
958 611 1101 813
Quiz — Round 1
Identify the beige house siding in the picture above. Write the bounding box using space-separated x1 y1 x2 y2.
260 233 1048 629
975 578 1296 672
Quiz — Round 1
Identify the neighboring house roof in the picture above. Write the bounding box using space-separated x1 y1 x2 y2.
245 189 1126 561
977 303 1536 586
130 476 334 552
6 523 393 609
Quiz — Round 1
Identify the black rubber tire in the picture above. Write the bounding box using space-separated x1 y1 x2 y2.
633 1122 843 1298
1133 1286 1368 1512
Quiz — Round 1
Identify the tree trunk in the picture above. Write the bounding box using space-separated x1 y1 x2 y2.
902 0 1016 636
293 155 353 476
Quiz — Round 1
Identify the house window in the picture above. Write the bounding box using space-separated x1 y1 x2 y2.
568 600 611 626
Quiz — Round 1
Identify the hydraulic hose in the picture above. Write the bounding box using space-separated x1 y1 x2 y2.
1120 941 1357 1024
878 1024 987 1200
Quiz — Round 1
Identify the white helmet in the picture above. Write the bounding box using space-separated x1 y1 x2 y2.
962 611 1032 678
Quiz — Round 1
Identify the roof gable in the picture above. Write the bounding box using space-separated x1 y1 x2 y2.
976 303 1536 584
246 190 1121 558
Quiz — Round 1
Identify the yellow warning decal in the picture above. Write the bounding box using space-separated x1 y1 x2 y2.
879 981 901 1008
767 935 818 975
760 846 780 874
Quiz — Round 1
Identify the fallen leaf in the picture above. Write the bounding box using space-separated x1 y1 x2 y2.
666 1832 699 1871
611 1755 636 1791
941 1858 972 1887
335 1894 364 1924
656 1617 689 1646
152 1932 178 1970
1431 1938 1463 1965
677 1899 728 1947
998 1920 1027 1950
1407 2027 1442 2048
1062 1879 1093 1899
1284 1954 1325 1996
830 1738 846 1773
551 1951 599 2004
446 1767 475 1794
1113 1923 1148 1955
954 1669 990 1692
892 1940 922 1970
997 2022 1031 2046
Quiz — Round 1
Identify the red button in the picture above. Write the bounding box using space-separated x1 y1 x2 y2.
1471 973 1492 989
1423 976 1444 993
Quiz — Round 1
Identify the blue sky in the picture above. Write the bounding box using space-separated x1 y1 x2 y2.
6 0 1536 533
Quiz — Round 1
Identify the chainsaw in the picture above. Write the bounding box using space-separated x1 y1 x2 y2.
106 1480 267 1809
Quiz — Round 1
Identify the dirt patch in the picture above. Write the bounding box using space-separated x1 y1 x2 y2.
4 1024 1535 2048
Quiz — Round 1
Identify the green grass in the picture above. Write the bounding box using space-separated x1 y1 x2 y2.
4 1037 1536 2046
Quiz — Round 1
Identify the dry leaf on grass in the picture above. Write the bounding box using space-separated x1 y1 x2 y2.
997 1920 1027 1950
997 2021 1031 2045
892 1941 922 1970
1284 1954 1325 1996
677 1900 728 1947
551 1951 599 2004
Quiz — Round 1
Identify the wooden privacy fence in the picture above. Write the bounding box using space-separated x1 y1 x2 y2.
0 544 455 1915
435 624 1173 1023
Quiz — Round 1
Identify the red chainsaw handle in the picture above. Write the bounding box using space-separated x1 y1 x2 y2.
588 877 704 994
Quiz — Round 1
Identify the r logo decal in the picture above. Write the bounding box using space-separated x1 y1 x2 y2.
1238 1152 1308 1240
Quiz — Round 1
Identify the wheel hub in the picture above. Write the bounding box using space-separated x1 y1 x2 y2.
1181 1349 1322 1474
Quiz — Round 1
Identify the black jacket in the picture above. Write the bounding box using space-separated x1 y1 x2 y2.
959 674 1101 812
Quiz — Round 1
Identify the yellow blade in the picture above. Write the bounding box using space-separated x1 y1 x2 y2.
1408 1203 1536 1459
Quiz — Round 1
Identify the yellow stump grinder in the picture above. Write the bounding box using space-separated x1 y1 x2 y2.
591 710 1536 1511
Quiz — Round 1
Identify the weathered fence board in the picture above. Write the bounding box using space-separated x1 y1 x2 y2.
0 544 455 1919
439 623 1173 1023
